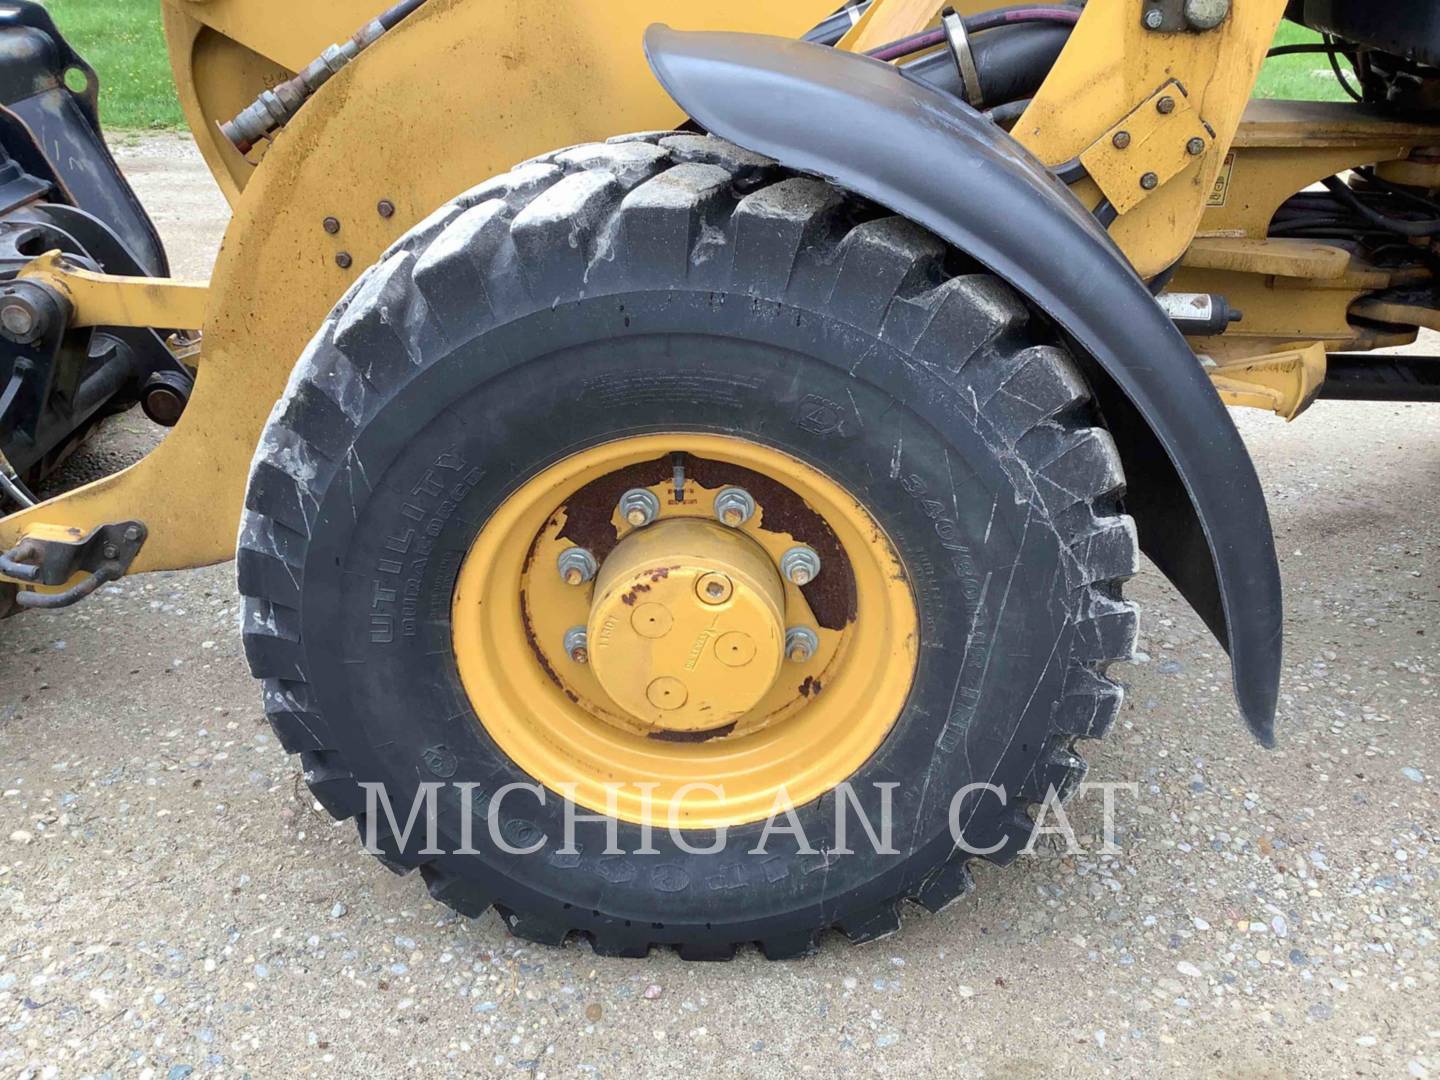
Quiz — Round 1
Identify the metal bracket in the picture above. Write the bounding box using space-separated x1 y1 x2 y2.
1206 343 1327 420
0 519 147 608
941 7 984 108
17 250 209 332
1142 0 1231 33
1078 80 1214 215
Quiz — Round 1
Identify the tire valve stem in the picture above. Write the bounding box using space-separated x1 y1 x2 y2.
671 451 686 505
563 627 589 664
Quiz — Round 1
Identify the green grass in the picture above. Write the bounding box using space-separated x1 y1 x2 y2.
32 5 1354 131
1253 20 1355 101
42 0 184 129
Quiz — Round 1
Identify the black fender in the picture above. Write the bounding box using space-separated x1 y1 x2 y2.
643 27 1282 745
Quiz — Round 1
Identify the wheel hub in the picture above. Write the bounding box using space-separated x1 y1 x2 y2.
587 519 786 733
450 434 918 828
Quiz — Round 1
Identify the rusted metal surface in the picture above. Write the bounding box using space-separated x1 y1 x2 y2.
557 452 858 630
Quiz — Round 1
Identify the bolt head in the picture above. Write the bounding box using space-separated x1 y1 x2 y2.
557 546 597 585
1143 7 1165 29
713 487 756 528
563 627 589 664
1187 136 1206 156
784 626 819 664
335 251 353 269
1183 0 1231 30
1112 130 1132 150
618 488 660 529
1157 95 1176 115
322 216 341 235
780 545 822 587
123 525 141 542
1140 172 1160 191
696 573 734 606
378 199 396 219
102 543 119 560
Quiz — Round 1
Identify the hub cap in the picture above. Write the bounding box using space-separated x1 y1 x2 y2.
588 519 786 733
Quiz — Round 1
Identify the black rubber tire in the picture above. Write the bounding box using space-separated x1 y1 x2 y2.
238 133 1139 960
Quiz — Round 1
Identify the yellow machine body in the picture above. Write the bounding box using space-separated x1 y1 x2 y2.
2 0 1438 582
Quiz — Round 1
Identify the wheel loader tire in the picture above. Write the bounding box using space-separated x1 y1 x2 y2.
238 133 1138 959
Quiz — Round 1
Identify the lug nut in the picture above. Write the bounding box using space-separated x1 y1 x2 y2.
563 626 589 664
785 626 819 664
619 488 660 528
713 487 756 528
557 546 598 586
780 545 822 586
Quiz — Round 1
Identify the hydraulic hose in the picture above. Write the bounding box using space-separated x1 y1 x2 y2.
868 4 1081 62
902 23 1073 108
377 0 428 31
222 0 433 153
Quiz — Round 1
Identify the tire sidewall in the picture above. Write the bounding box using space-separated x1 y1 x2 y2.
298 287 1076 931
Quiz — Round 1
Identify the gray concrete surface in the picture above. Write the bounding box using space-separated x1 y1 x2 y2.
1 134 1437 1079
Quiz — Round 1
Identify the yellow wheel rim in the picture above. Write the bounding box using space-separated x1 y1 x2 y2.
450 434 918 829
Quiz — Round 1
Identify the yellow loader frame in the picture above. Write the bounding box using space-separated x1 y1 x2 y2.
1 0 1435 580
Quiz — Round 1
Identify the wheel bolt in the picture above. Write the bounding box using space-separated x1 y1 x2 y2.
619 488 660 528
563 626 589 664
713 486 756 528
780 545 821 586
785 626 819 664
556 546 597 586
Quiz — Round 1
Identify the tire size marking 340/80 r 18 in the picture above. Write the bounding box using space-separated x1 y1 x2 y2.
368 450 485 645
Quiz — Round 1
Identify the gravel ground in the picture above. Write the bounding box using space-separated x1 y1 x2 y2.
0 134 1436 1078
